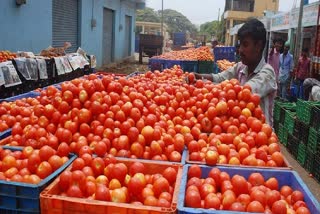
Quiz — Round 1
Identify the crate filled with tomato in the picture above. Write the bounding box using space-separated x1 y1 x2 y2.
0 146 76 213
185 73 290 169
178 164 319 214
40 157 182 214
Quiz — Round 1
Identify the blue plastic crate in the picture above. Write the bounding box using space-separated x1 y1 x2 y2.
164 60 183 69
0 91 40 103
181 61 198 72
214 47 236 61
178 164 320 214
0 129 12 140
0 146 76 213
149 58 165 71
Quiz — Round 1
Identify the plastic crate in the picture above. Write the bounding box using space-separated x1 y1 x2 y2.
40 159 183 214
282 127 288 146
163 60 183 69
293 119 310 143
181 61 198 72
284 110 296 134
310 105 320 131
178 164 320 214
287 133 300 158
197 61 214 74
278 123 284 144
273 100 295 123
149 58 165 72
0 147 76 213
304 148 316 173
0 91 40 103
273 121 279 133
314 158 320 183
307 127 320 152
296 99 320 125
185 150 292 170
297 143 307 166
213 47 236 61
0 129 12 140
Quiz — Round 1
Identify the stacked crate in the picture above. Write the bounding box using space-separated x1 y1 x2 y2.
274 99 320 182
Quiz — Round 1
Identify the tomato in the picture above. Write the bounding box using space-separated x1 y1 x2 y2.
39 145 56 161
291 190 304 204
185 189 201 208
246 200 265 212
188 165 201 178
248 172 264 186
272 200 287 214
36 161 53 179
2 155 17 171
95 184 110 201
129 162 146 176
162 167 177 184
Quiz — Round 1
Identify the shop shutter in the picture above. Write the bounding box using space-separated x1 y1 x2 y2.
52 0 79 53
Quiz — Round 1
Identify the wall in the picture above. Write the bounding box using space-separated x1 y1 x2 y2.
0 0 139 67
80 0 137 67
254 0 279 16
0 0 51 53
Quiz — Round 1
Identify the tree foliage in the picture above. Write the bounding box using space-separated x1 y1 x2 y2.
160 9 197 34
136 7 160 22
199 20 224 42
136 7 197 34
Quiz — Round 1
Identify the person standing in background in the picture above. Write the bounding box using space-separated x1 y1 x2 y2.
268 38 283 91
295 48 311 99
279 41 294 99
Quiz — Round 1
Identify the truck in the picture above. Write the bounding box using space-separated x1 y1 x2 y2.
139 34 163 64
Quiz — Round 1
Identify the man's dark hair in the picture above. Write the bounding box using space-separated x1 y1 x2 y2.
273 38 283 44
238 18 266 53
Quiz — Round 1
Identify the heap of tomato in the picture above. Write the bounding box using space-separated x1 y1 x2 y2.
152 46 213 61
2 67 286 168
58 157 177 207
185 165 311 213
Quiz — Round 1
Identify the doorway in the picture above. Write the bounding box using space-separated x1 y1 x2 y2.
102 8 115 65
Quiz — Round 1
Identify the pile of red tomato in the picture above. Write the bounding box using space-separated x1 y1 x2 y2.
57 156 178 207
0 67 286 166
185 165 311 213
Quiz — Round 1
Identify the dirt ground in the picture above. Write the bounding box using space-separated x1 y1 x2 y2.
98 53 150 75
97 54 320 204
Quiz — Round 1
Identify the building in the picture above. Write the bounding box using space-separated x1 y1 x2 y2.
0 0 145 68
223 0 279 46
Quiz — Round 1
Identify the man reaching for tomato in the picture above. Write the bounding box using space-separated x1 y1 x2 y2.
193 18 277 126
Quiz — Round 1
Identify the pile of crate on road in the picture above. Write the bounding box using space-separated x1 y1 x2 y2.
274 98 320 182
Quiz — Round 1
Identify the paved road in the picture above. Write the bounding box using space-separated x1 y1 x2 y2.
280 143 320 203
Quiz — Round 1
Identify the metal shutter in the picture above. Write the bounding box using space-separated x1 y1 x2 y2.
52 0 79 53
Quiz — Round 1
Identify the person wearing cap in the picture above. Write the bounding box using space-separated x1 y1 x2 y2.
279 41 294 99
193 18 277 126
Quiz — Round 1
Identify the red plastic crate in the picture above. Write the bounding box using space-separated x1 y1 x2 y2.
185 152 292 170
40 159 183 214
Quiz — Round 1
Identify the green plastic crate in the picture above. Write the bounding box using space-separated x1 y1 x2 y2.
273 100 295 123
307 127 320 152
304 148 316 173
296 99 320 125
297 143 307 166
284 110 295 134
278 124 284 144
283 128 288 146
197 61 214 74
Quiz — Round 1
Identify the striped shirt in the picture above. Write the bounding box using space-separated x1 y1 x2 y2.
211 57 277 126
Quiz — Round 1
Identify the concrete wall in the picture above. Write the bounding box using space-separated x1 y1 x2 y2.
0 0 52 53
0 0 140 67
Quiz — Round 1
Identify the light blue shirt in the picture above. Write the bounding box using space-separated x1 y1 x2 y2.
279 52 294 83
